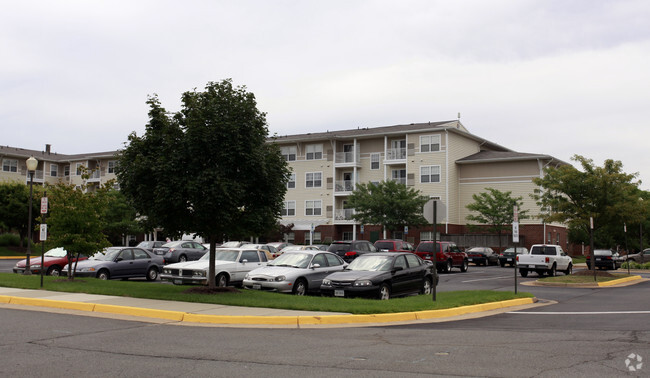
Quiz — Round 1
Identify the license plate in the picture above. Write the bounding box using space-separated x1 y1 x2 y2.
173 279 183 285
507 258 512 262
529 265 535 268
468 258 473 261
596 258 602 261
16 269 24 274
253 284 261 290
334 290 345 297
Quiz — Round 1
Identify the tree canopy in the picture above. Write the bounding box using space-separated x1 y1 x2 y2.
117 79 290 287
0 182 41 250
533 155 646 248
347 180 429 234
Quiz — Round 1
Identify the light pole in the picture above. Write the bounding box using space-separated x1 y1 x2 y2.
24 156 38 275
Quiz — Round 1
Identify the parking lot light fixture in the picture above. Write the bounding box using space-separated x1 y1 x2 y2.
24 156 38 275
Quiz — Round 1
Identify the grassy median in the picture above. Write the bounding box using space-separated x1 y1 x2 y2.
0 273 532 314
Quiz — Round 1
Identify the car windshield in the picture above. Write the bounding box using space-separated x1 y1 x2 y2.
281 246 304 252
375 242 395 250
137 241 153 248
240 244 261 249
91 248 121 261
346 255 393 271
594 250 612 256
467 248 483 253
328 243 351 253
43 247 67 257
199 249 240 262
221 241 241 248
269 253 312 269
162 241 182 248
416 243 437 253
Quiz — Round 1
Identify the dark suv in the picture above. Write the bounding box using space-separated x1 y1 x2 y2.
327 240 377 262
374 239 414 252
414 241 468 273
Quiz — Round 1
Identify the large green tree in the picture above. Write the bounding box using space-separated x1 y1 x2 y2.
347 180 429 235
0 182 42 250
465 188 529 252
102 189 143 246
117 79 290 288
532 155 646 248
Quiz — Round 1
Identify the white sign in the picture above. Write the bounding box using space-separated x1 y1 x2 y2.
40 224 47 241
512 221 519 243
404 225 408 234
423 199 447 223
40 197 48 214
513 205 518 222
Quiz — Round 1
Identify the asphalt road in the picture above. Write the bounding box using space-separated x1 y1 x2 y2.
1 261 649 376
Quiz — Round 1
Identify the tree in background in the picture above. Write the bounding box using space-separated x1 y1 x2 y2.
117 79 290 288
533 155 646 250
347 180 429 236
102 189 143 246
0 182 42 251
465 188 529 252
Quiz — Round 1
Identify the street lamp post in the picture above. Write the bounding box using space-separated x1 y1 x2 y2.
24 156 38 275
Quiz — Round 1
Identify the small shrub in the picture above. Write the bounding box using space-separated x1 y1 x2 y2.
0 233 21 247
622 261 643 269
643 262 650 270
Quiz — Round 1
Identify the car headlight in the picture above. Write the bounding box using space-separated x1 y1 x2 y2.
31 264 41 269
192 271 206 277
274 275 286 282
322 278 331 286
163 269 171 274
244 273 250 279
354 279 372 287
79 267 96 272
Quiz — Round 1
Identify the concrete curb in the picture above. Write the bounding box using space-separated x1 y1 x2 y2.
0 256 27 260
523 275 645 288
0 294 535 326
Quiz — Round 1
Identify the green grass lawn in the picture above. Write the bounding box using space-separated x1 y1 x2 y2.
0 273 532 314
571 255 586 264
539 273 631 284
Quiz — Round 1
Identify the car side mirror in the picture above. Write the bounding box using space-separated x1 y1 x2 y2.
311 263 321 269
116 257 123 262
240 259 248 264
392 266 404 273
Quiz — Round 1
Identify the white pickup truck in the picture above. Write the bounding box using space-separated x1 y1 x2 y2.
516 244 572 277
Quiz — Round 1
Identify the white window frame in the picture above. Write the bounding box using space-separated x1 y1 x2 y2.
420 135 441 153
305 200 322 216
420 165 441 183
75 163 83 176
2 159 18 173
305 171 322 188
281 146 297 161
108 160 117 174
50 164 58 177
306 144 323 160
370 153 380 170
64 165 70 177
281 201 296 216
342 231 353 241
287 173 296 189
313 231 322 243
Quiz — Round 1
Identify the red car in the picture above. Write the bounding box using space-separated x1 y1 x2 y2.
414 241 468 273
12 247 86 276
374 239 415 252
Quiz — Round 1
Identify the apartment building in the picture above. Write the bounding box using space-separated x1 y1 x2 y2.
273 120 569 250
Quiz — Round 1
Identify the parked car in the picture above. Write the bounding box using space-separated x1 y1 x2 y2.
61 247 163 280
586 249 621 270
240 243 279 260
280 245 321 252
266 242 293 252
413 241 468 273
243 250 347 295
153 240 208 264
327 240 377 262
625 248 650 263
498 247 529 267
218 241 246 248
517 244 572 277
321 252 434 300
12 247 86 276
135 241 166 253
161 248 269 286
311 244 329 251
374 239 415 252
465 247 498 266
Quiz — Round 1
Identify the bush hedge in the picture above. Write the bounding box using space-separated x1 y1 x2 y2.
621 261 650 270
0 233 21 247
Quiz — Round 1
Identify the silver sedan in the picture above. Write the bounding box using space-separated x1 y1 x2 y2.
243 251 347 295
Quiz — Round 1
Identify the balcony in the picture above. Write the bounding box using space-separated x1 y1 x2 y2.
335 180 354 195
26 170 44 184
384 148 406 165
335 151 361 168
390 178 406 185
87 170 101 183
334 209 356 224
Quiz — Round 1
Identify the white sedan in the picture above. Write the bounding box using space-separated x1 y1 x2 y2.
160 248 268 287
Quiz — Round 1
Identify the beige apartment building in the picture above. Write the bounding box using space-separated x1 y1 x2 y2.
2 120 570 251
273 120 569 251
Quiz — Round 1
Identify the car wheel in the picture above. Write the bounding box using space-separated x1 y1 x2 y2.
146 267 158 281
564 263 572 276
379 283 391 300
421 277 432 295
97 270 110 280
519 269 528 278
179 255 187 262
549 264 556 277
293 278 307 296
47 266 61 276
460 259 468 272
444 260 452 273
216 273 229 287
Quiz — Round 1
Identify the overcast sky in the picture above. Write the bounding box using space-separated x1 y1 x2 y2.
2 0 649 189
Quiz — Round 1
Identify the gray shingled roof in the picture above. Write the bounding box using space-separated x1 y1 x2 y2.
0 145 118 162
456 150 567 165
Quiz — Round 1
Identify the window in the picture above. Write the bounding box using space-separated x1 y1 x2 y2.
306 144 323 160
133 249 149 260
370 153 380 170
50 164 58 177
2 159 18 172
313 231 321 243
108 160 117 174
281 146 296 161
420 135 441 152
305 172 322 188
312 253 328 267
420 165 441 183
392 169 406 185
305 200 322 216
342 232 353 241
75 163 83 176
64 165 70 177
281 201 296 216
393 231 404 240
405 253 421 267
287 173 296 189
420 231 439 241
240 251 260 263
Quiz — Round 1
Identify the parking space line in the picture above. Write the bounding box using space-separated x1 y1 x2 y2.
507 311 650 315
461 276 515 283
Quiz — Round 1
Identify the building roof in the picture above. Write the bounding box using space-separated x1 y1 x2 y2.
456 150 568 166
0 145 118 162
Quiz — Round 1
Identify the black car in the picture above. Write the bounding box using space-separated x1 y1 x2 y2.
320 252 434 300
586 249 621 270
465 247 498 266
498 247 529 267
327 240 377 262
154 240 208 264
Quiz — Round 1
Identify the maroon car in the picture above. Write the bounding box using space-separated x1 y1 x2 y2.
13 247 87 276
414 241 468 273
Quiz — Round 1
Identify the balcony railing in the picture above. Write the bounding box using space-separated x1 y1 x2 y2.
385 148 406 161
335 180 354 192
334 208 355 221
390 177 406 185
335 151 361 166
87 170 101 182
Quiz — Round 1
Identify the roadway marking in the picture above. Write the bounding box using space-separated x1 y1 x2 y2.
461 276 516 283
508 311 650 315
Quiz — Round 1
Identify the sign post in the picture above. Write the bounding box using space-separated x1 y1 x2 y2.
590 217 596 282
513 205 519 294
40 192 48 288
